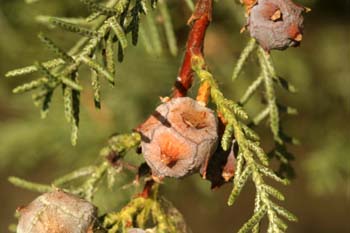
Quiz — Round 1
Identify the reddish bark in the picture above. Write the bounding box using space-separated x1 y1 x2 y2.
172 0 213 98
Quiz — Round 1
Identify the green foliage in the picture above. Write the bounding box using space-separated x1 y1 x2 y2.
232 38 257 82
8 176 54 193
2 0 321 232
192 55 296 233
232 39 298 179
103 195 189 233
5 0 178 145
2 0 350 232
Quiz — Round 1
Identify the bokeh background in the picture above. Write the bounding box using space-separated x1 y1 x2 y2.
0 0 349 232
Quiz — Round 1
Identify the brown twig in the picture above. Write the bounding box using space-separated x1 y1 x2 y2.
139 179 155 198
172 0 213 98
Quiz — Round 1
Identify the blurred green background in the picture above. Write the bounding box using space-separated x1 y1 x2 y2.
0 0 349 232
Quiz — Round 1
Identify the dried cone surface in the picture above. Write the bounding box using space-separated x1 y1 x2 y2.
247 0 305 51
17 190 97 233
138 97 218 178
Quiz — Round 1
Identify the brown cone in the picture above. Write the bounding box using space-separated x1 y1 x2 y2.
17 190 97 233
137 97 218 179
247 0 305 51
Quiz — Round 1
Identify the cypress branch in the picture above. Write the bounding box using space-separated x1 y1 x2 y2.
259 49 282 144
61 77 83 91
231 103 249 120
252 192 262 233
36 15 89 27
110 17 128 50
103 195 180 232
261 48 277 77
50 17 97 37
5 0 162 145
53 166 96 186
247 141 269 166
239 74 263 105
85 12 101 22
70 113 78 146
36 62 83 91
234 152 245 179
105 33 116 75
269 201 298 222
63 86 73 123
5 59 64 78
237 205 267 233
91 70 101 108
38 33 74 63
12 78 48 94
228 166 252 206
36 62 57 88
192 55 296 232
4 1 304 232
8 177 53 193
252 107 270 125
275 217 288 231
240 123 260 141
81 55 115 85
256 163 290 185
116 0 130 21
261 184 285 201
81 162 109 201
107 167 118 189
232 38 257 82
222 124 234 151
106 132 141 156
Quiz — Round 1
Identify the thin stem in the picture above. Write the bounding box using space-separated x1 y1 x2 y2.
8 177 53 193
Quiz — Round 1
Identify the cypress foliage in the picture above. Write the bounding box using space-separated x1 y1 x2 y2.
5 1 304 232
